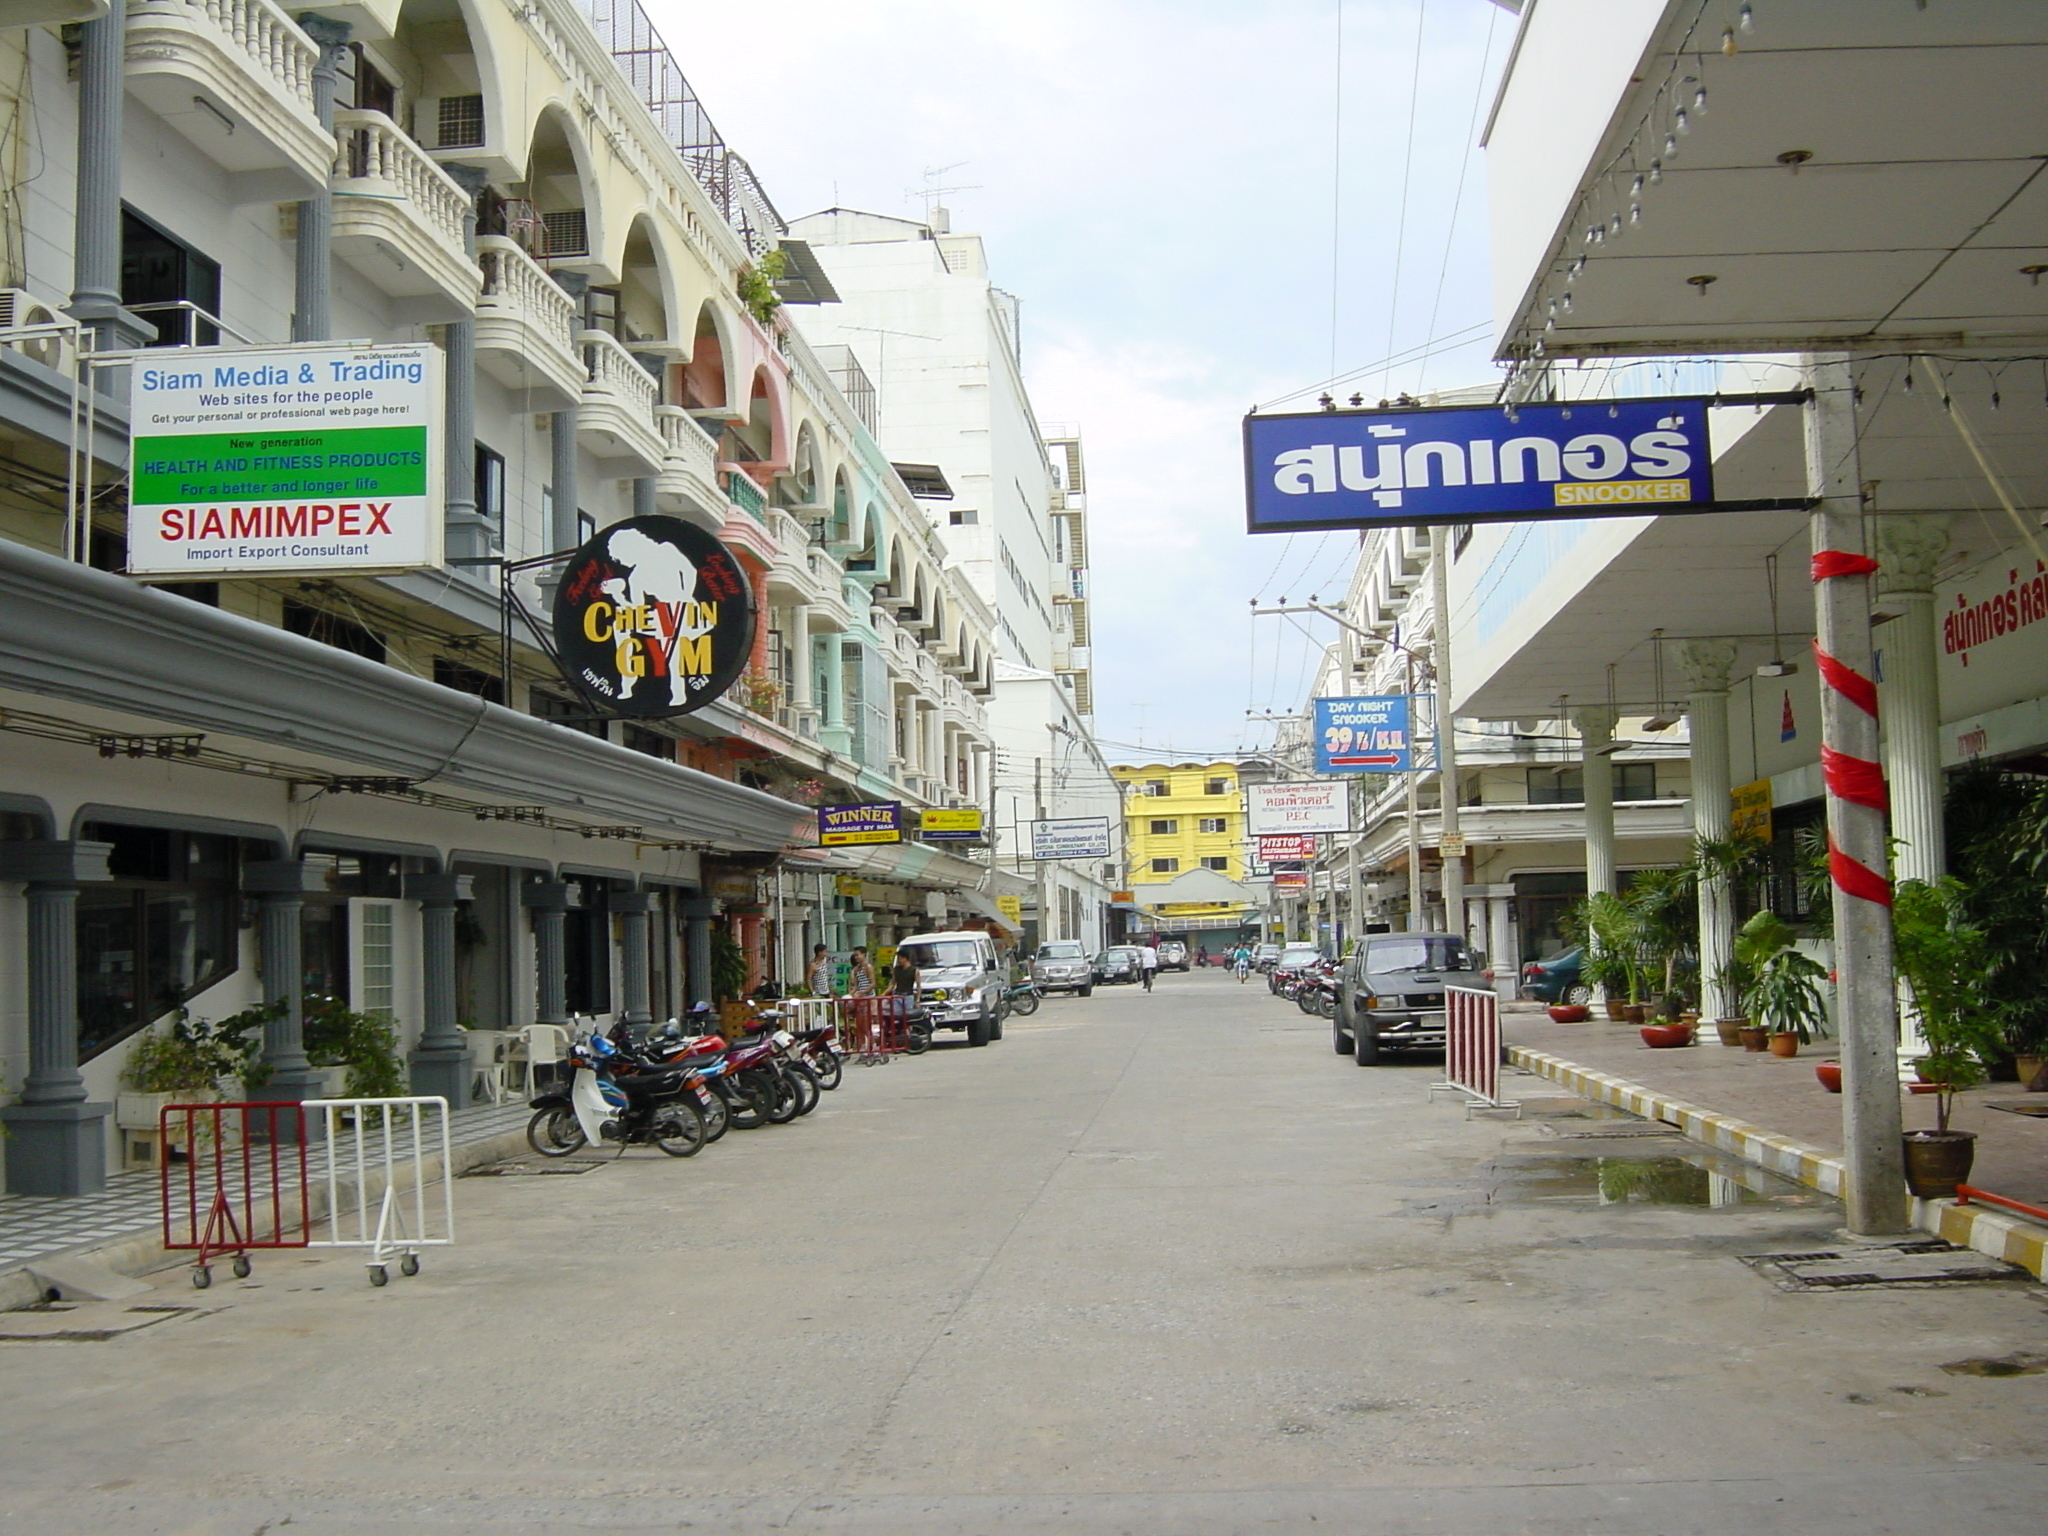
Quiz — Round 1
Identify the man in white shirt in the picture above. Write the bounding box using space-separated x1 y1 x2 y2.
1137 943 1158 992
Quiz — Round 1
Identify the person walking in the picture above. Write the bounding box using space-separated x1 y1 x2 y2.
806 943 834 997
1137 943 1158 992
846 946 876 997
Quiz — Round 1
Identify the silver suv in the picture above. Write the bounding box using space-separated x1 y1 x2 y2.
1030 939 1093 998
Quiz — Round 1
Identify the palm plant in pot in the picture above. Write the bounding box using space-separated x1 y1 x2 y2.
1735 911 1829 1057
1577 892 1646 1021
1891 878 2000 1199
1624 866 1699 1042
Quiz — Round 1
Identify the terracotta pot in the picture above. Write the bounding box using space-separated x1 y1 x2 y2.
1678 1012 1700 1028
1640 1023 1694 1049
1768 1032 1801 1058
1621 1003 1649 1025
1908 1082 1944 1096
1547 1004 1591 1023
1738 1026 1770 1052
1715 1017 1748 1048
2016 1055 2048 1092
1815 1060 1842 1093
1603 998 1628 1022
1902 1129 1977 1200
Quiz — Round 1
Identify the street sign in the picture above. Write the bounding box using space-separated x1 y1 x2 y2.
1313 695 1419 772
920 808 984 840
129 342 443 575
1243 397 1717 533
1246 782 1347 835
819 803 903 846
1732 779 1773 842
1258 834 1320 861
1030 817 1111 860
1439 832 1467 858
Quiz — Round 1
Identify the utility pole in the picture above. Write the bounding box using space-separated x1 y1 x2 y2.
1431 527 1465 942
1033 755 1049 950
1403 648 1423 930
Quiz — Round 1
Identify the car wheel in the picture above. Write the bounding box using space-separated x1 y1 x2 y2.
1332 1015 1352 1055
1562 983 1593 1006
1354 1016 1381 1066
967 1009 991 1047
1078 984 1092 998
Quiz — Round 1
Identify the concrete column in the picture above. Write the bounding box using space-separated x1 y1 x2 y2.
440 163 496 564
1431 526 1466 944
65 1 153 355
0 842 113 1196
243 859 326 1105
1487 892 1515 1002
291 17 352 343
1678 640 1739 1021
790 606 814 713
1804 353 1908 1238
614 891 655 1027
1575 706 1619 898
550 411 581 552
678 896 719 1008
632 477 657 520
1876 519 1951 884
523 881 576 1029
404 872 475 1103
820 637 852 755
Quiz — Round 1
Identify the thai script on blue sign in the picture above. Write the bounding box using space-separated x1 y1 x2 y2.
1244 397 1714 533
1314 696 1416 774
818 802 902 846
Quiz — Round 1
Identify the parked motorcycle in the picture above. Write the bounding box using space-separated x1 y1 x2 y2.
1000 979 1041 1018
526 1031 707 1158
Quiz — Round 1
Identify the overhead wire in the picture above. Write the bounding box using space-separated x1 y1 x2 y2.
1416 0 1503 394
1379 0 1430 398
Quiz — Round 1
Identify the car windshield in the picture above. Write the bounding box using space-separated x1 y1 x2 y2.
1094 952 1127 967
1365 937 1469 973
901 940 984 969
1039 942 1086 960
1280 948 1320 963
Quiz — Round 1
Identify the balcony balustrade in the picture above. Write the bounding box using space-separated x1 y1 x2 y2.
655 405 723 519
331 110 480 321
127 0 332 203
576 328 664 476
474 235 582 410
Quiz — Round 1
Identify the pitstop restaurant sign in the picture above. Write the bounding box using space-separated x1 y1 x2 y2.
551 515 753 718
1244 397 1715 533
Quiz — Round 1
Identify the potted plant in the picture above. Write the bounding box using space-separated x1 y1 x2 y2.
1892 878 2000 1198
116 1011 236 1129
302 995 406 1099
1722 912 1820 1052
1578 893 1645 1021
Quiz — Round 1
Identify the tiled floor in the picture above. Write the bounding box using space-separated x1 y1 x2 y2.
0 1101 531 1274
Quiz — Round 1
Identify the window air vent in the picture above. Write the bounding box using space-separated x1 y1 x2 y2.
437 95 485 148
542 209 589 258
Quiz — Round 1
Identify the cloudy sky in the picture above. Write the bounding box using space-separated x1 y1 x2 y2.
659 0 1513 760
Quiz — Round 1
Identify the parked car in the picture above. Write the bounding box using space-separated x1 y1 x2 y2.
1091 947 1142 985
1252 943 1283 972
897 930 1004 1046
1268 944 1324 993
1333 932 1488 1065
1031 939 1094 998
1521 947 1588 1004
1156 940 1189 972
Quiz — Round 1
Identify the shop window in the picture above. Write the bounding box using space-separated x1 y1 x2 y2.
564 878 612 1015
300 849 403 897
1206 778 1230 795
1148 819 1177 835
283 599 385 663
1201 857 1230 871
533 690 606 738
74 825 242 1061
1142 781 1167 797
121 208 220 347
476 443 506 527
1528 764 1659 804
624 725 673 760
1150 858 1178 874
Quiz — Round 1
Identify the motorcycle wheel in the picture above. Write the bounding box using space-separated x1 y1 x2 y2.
526 1107 585 1158
762 1069 801 1124
810 1048 843 1092
1296 989 1319 1015
1011 992 1039 1017
650 1100 707 1157
1318 992 1337 1019
726 1077 770 1130
905 1020 933 1055
696 1088 730 1141
785 1062 821 1117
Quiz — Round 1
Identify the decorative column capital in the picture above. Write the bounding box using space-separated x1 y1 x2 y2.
298 13 354 51
404 872 475 906
677 897 720 920
1675 638 1739 694
522 880 579 912
1876 517 1951 597
612 891 657 916
1572 705 1617 741
0 840 111 886
243 858 324 896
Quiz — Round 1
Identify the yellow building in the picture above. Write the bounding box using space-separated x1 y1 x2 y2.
1112 761 1246 886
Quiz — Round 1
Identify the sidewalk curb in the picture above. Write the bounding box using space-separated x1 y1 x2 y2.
0 1122 534 1311
1509 1046 2048 1281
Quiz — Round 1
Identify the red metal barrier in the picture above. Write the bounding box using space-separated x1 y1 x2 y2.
160 1102 312 1287
1434 986 1520 1116
837 996 923 1058
1956 1184 2048 1225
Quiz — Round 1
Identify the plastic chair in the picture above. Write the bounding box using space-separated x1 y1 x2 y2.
511 1023 570 1098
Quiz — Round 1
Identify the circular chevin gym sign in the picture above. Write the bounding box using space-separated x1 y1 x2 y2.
551 515 754 717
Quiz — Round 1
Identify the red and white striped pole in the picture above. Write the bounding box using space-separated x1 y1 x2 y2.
1804 355 1910 1236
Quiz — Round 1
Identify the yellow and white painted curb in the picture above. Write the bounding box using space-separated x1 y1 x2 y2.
1509 1046 2048 1281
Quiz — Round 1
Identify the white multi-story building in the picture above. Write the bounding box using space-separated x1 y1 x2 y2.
788 210 1119 949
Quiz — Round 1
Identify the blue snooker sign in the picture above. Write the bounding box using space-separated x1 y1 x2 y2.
1313 696 1420 774
1244 397 1717 534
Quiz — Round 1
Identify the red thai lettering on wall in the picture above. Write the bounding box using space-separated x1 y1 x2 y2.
1942 560 2048 667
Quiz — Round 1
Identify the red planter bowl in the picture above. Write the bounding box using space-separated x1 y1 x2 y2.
1815 1061 1842 1093
1548 1004 1591 1023
1640 1023 1695 1049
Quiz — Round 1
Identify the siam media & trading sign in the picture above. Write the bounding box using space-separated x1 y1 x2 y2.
127 342 442 575
1243 398 1715 533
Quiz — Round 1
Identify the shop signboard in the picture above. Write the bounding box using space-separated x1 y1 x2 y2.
920 808 984 841
1731 779 1773 843
1258 834 1320 862
1272 871 1310 893
818 803 902 846
997 894 1024 924
128 342 442 575
1313 695 1418 772
1030 817 1112 860
1247 782 1348 836
1244 397 1719 534
551 515 753 718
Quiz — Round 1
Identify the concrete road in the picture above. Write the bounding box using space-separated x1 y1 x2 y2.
4 971 2046 1534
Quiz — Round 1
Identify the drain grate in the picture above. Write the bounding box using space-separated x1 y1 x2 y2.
1538 1121 1685 1140
1986 1101 2048 1118
462 1157 609 1177
1741 1240 2028 1290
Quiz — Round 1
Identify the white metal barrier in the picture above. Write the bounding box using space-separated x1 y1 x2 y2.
780 998 838 1035
310 1097 455 1285
1429 986 1521 1118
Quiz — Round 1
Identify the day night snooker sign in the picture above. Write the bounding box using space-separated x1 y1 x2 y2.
128 342 442 576
1243 397 1717 533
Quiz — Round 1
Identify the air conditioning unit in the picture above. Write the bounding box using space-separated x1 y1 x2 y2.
435 94 485 149
541 209 589 259
0 288 76 368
